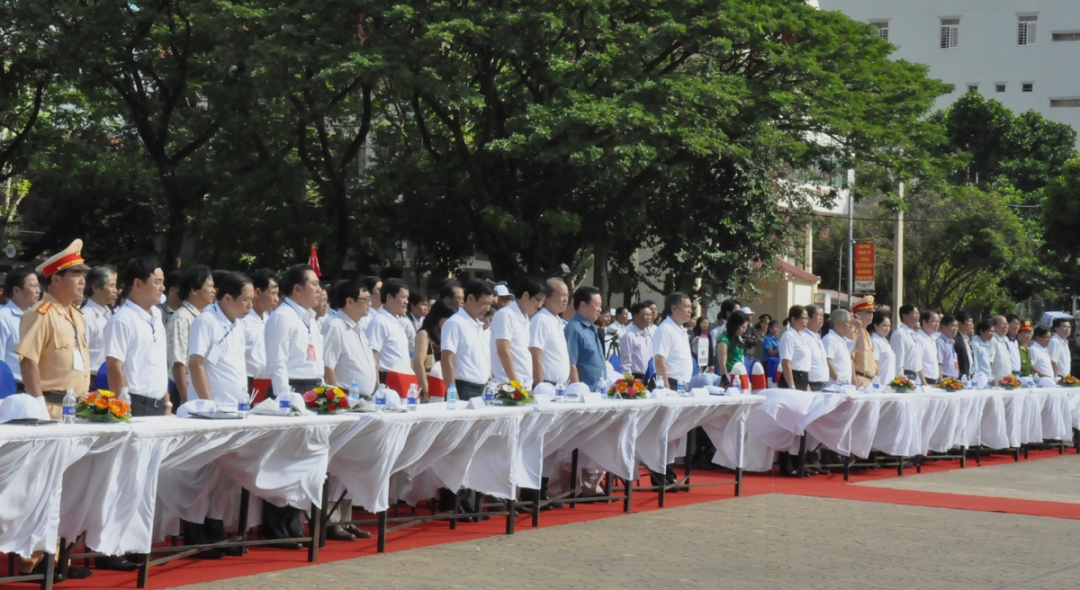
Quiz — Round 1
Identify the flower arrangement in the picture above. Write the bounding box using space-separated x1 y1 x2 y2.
76 390 131 422
606 375 649 399
495 381 534 405
938 377 964 392
1060 374 1080 387
997 375 1021 389
888 376 916 392
303 386 349 413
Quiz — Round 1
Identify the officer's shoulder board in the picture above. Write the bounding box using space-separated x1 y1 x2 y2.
37 301 52 315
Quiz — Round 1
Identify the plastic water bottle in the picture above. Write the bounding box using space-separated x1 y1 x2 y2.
62 389 77 424
483 381 496 407
677 381 687 397
446 384 458 410
375 384 387 412
349 381 361 407
119 387 131 405
731 378 741 395
406 383 419 412
555 383 565 403
871 376 881 392
279 391 292 415
238 389 251 418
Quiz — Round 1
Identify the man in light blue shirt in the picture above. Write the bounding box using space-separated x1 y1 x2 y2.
971 320 996 380
565 286 606 390
0 267 41 388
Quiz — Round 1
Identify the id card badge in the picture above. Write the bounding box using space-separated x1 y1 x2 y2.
696 339 709 367
206 341 224 364
307 344 317 362
73 349 85 372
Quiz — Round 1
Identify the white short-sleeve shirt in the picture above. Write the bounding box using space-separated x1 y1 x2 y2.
803 329 829 383
779 327 811 372
441 308 491 384
103 300 168 398
652 317 693 384
264 298 323 396
821 330 854 384
529 307 570 385
915 329 941 380
872 332 897 381
82 299 113 376
366 307 411 372
323 311 378 396
1049 334 1071 378
187 304 248 404
490 302 533 388
242 308 267 378
891 323 923 374
1029 341 1055 378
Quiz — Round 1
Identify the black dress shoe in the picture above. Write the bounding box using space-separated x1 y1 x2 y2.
220 545 246 557
95 555 140 571
66 567 94 579
267 542 303 550
343 525 371 539
326 526 356 542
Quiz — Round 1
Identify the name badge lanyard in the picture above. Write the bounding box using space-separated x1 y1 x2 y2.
286 299 316 361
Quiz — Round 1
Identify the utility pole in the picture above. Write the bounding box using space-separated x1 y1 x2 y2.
893 182 904 329
846 169 855 309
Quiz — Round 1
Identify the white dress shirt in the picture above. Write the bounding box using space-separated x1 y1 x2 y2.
1029 341 1054 378
490 302 532 388
1006 338 1021 373
264 297 324 396
618 324 652 375
403 314 420 350
442 308 491 384
990 334 1012 380
779 327 812 372
0 301 25 382
323 311 378 395
366 307 411 372
872 333 896 381
529 308 570 385
803 329 829 384
187 303 247 404
915 330 941 380
937 333 959 379
359 306 378 333
81 299 113 376
652 317 693 384
821 330 855 384
1048 334 1072 378
103 300 168 398
891 323 923 375
242 308 267 378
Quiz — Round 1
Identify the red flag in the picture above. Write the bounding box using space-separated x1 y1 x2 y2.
308 244 321 277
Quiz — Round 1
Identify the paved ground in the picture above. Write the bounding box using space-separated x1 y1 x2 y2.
856 453 1080 504
175 455 1080 590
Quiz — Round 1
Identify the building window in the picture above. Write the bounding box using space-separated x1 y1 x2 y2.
1018 15 1037 45
1023 83 1034 92
967 84 978 93
1052 32 1080 41
870 20 889 41
995 83 1006 92
941 18 959 48
1050 98 1080 107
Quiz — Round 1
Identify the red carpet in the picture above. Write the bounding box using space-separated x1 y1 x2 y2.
5 446 1077 589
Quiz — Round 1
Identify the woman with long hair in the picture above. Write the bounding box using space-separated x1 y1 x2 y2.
412 300 457 402
869 311 896 382
690 316 714 373
715 311 748 378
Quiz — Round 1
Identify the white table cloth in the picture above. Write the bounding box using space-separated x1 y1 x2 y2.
329 404 529 511
747 387 1077 461
0 422 130 558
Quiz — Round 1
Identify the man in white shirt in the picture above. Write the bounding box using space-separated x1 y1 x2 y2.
1048 318 1073 378
530 278 570 386
243 269 279 391
990 315 1012 380
0 267 41 390
937 314 961 379
645 301 659 337
1005 314 1022 374
188 272 252 404
359 276 382 331
81 267 117 386
403 291 427 350
780 305 812 390
367 278 412 385
619 302 654 378
166 265 215 406
803 305 829 390
891 304 924 383
261 263 322 546
105 257 169 415
821 309 855 384
323 278 377 396
441 279 494 400
653 292 694 389
915 310 941 384
1030 326 1056 379
491 276 544 389
606 306 629 358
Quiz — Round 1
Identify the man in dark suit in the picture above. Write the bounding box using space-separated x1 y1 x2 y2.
954 311 975 378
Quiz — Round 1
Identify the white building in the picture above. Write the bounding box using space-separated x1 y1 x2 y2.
819 0 1080 147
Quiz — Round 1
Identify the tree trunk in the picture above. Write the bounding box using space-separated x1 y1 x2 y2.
163 176 186 271
594 243 609 309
